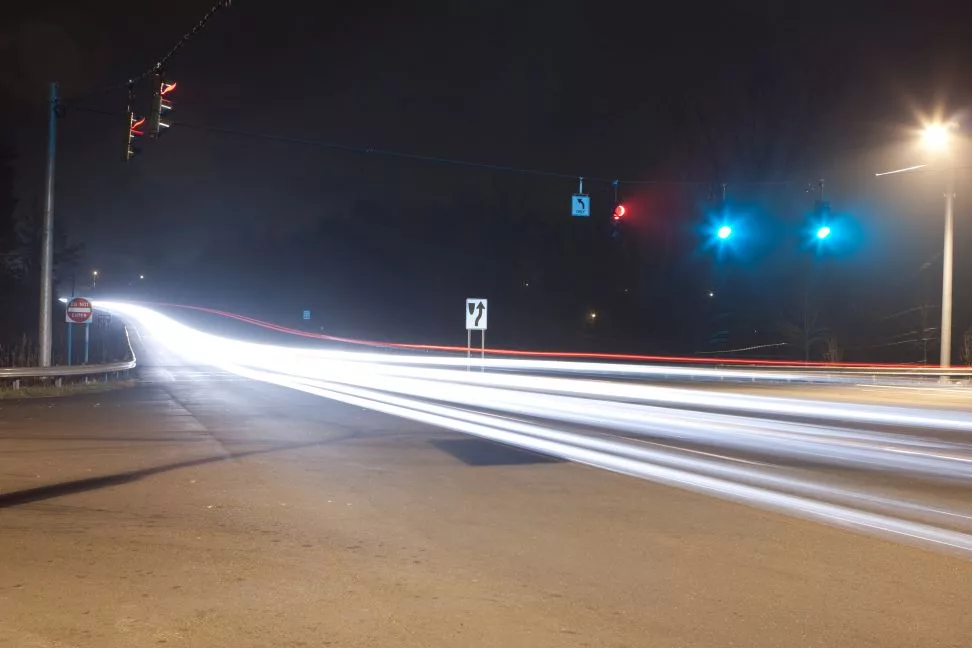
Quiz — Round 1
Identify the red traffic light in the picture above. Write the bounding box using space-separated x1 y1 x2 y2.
612 203 626 221
149 75 176 138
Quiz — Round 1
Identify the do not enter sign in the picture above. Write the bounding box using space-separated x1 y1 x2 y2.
66 297 93 324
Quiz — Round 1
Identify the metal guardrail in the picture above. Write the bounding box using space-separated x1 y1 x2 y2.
0 326 137 384
686 364 972 387
716 365 972 377
0 358 136 379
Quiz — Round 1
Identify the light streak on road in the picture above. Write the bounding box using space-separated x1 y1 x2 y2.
146 301 972 375
101 303 972 557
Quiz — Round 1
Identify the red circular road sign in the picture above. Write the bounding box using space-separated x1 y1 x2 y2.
66 297 93 324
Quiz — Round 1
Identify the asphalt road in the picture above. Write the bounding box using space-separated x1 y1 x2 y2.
2 336 972 646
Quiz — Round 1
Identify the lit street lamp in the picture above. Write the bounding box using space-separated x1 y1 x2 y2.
816 226 832 240
923 123 952 151
92 269 99 289
876 121 958 368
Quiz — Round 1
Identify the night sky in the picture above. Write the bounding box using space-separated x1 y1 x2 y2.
3 1 972 359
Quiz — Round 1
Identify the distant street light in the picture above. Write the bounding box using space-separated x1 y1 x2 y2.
716 225 733 240
92 269 99 289
139 274 145 280
588 310 598 322
816 226 832 240
877 120 958 367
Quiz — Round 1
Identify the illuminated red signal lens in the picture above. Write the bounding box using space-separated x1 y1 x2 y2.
612 204 626 221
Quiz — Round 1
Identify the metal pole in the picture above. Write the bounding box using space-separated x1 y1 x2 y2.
940 168 956 368
84 323 90 364
66 323 73 366
481 331 485 372
38 82 58 367
467 329 471 371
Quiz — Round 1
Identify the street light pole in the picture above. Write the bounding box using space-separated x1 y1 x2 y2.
38 82 58 368
878 122 960 368
940 168 956 368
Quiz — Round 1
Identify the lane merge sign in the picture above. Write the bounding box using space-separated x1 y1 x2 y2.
66 297 93 324
466 298 488 331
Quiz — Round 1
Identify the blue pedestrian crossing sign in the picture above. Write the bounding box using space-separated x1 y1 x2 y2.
302 310 311 320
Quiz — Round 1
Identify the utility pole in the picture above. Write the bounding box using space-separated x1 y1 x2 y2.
38 82 58 368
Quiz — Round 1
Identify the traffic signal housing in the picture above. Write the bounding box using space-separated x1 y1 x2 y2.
148 74 176 138
610 202 625 238
125 113 145 162
814 200 831 237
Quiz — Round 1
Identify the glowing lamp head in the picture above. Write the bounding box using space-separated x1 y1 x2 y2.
612 204 625 221
716 225 732 240
922 123 953 151
816 226 832 240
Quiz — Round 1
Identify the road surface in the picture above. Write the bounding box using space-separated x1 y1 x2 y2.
2 309 972 647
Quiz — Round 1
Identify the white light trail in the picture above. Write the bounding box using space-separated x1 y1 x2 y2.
101 303 972 557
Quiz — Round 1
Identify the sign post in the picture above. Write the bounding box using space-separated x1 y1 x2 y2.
66 297 93 366
465 298 488 370
96 313 111 363
571 176 590 217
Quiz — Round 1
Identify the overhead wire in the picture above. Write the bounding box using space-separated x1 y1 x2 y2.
49 0 943 192
68 106 852 189
60 0 233 106
45 1 972 194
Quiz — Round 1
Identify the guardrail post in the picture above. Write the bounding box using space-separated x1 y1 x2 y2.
13 379 20 390
55 377 62 388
